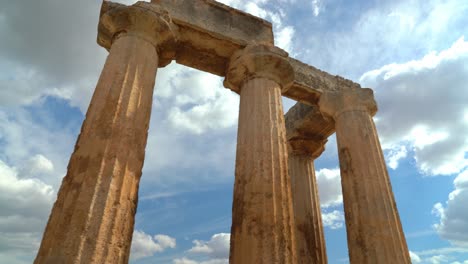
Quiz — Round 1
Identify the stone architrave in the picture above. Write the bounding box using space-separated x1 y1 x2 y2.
224 44 297 264
288 140 328 264
34 3 177 264
319 88 410 264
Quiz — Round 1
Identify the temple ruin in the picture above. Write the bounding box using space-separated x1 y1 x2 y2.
34 1 411 263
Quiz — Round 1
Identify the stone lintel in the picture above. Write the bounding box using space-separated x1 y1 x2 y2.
285 102 335 157
285 58 362 105
152 0 274 75
99 1 361 104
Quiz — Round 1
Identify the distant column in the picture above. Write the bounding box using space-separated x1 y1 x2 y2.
288 139 328 264
319 88 410 264
34 3 177 264
224 44 297 264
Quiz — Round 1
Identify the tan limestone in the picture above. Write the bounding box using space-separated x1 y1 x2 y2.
285 103 334 264
225 44 297 264
319 88 410 264
33 1 411 263
34 3 175 264
103 1 361 104
288 141 328 264
285 103 335 152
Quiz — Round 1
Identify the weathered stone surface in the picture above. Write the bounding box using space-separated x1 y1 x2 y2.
227 45 297 264
34 10 161 264
319 88 410 264
285 102 334 157
98 1 178 67
286 58 361 105
286 104 329 263
152 0 273 75
34 1 411 263
288 152 327 264
99 1 359 104
224 44 294 94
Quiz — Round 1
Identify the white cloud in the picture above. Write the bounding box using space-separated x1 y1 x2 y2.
433 170 468 246
155 64 239 135
410 251 422 263
275 26 295 54
415 246 468 256
173 258 228 264
174 258 199 264
386 145 408 170
245 2 268 18
360 36 468 176
172 233 230 264
427 255 450 264
0 104 77 263
303 0 468 80
188 233 230 259
130 230 176 260
0 110 75 187
0 159 54 260
316 168 342 207
19 154 54 180
312 0 320 16
321 210 344 229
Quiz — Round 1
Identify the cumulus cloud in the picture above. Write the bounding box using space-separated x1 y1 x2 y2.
0 0 106 110
410 251 422 263
360 37 468 176
18 155 54 180
316 168 342 208
302 0 468 79
0 109 75 187
427 255 450 264
172 233 230 264
130 230 176 260
385 145 408 170
154 64 239 135
321 210 345 229
0 159 54 261
188 233 230 259
173 258 228 264
315 168 344 229
412 247 468 264
433 170 468 247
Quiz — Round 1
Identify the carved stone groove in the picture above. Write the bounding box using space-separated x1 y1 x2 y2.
34 5 162 264
227 45 297 264
319 88 410 264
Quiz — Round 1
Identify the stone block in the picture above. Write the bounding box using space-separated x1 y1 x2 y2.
152 0 274 75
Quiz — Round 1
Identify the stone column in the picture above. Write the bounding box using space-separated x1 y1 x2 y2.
34 3 177 264
319 88 410 264
288 139 328 264
224 44 297 264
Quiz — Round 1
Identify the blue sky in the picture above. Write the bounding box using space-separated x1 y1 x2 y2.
0 0 468 263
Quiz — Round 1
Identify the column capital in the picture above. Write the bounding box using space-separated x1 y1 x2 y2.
224 44 294 93
98 1 179 67
289 138 327 159
318 87 378 119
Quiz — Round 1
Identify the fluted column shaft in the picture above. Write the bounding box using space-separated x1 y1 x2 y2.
289 153 327 264
34 2 178 263
319 88 410 264
35 33 158 264
225 44 297 264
